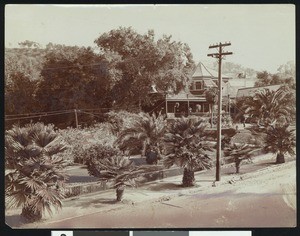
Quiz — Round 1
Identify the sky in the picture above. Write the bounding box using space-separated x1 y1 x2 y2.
5 4 295 73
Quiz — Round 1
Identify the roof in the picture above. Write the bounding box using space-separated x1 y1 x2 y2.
192 62 231 79
203 78 217 88
166 90 206 102
222 79 256 98
236 84 282 98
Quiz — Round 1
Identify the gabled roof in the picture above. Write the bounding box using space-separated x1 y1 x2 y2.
192 62 231 79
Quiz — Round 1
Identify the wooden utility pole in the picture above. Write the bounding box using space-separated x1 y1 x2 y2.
207 42 232 181
74 109 79 128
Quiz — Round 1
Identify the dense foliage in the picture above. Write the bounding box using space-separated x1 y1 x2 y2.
6 27 196 128
85 144 120 176
95 27 195 110
58 122 117 164
241 86 295 126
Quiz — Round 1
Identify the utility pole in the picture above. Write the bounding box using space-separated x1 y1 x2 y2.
207 42 232 181
74 109 79 128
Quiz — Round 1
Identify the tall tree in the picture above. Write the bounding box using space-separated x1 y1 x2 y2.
5 72 38 116
95 27 195 111
35 45 112 126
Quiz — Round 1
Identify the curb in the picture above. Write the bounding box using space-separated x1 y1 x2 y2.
65 167 184 198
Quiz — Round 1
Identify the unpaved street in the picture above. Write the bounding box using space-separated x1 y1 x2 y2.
11 159 295 228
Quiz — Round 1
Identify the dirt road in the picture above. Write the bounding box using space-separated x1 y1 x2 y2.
12 159 295 228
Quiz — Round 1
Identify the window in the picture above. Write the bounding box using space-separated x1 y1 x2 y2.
195 81 202 90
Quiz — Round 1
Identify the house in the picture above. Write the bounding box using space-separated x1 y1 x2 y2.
162 62 232 118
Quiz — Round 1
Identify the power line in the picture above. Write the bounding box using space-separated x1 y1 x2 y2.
5 110 73 121
80 111 104 119
207 42 233 182
148 100 166 114
5 109 73 118
5 107 112 118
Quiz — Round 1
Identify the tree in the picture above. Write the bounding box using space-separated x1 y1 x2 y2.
276 61 296 90
163 118 212 187
5 72 38 117
18 40 41 48
35 45 112 127
242 86 295 126
264 123 295 164
5 123 68 222
254 71 281 87
87 155 160 201
224 144 261 173
95 27 195 111
115 112 166 164
205 87 218 128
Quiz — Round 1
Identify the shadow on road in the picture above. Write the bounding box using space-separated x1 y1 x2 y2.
146 183 183 191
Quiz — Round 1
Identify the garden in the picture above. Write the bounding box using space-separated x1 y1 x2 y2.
5 85 296 225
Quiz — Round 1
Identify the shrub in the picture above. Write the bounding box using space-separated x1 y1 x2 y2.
106 110 141 135
58 122 117 164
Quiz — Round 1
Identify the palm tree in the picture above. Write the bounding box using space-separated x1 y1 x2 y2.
115 112 166 164
5 123 68 222
88 155 161 201
242 86 294 126
224 143 261 173
264 123 295 164
163 118 212 187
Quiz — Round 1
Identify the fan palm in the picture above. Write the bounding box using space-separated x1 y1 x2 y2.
90 155 161 201
115 112 166 164
242 86 294 126
163 118 212 187
5 123 68 222
264 123 295 164
224 143 261 173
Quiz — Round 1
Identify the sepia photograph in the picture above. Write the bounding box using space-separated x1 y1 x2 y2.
4 4 296 228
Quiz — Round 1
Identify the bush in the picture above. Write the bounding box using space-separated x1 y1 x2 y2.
106 110 141 135
205 128 237 141
58 122 117 164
